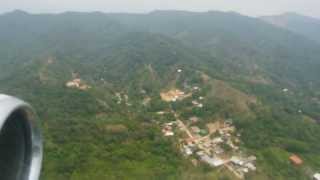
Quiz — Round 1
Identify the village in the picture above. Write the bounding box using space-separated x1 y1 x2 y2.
158 74 257 179
161 113 257 179
158 77 320 179
65 69 320 179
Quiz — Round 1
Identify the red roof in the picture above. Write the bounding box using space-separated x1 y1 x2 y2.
289 155 303 165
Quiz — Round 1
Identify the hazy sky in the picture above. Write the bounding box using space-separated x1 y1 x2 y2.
1 0 320 18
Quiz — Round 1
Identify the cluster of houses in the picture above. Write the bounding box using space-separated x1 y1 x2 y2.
160 89 191 102
160 83 202 103
158 80 258 178
177 119 257 178
192 100 203 108
157 79 320 179
115 93 132 106
65 78 91 90
228 155 257 178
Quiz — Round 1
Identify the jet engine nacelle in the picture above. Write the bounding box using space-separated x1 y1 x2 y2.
0 94 42 180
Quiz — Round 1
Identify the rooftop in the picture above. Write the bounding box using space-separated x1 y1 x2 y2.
289 154 303 165
314 173 320 180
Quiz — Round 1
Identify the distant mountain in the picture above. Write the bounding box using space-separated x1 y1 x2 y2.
0 10 320 180
110 10 320 90
261 12 320 44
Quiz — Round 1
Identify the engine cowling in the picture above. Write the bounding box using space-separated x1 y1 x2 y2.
0 94 42 180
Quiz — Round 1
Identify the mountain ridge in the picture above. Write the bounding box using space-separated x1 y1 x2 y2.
261 12 320 44
0 10 319 180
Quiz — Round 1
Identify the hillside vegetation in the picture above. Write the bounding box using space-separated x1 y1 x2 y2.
0 10 319 180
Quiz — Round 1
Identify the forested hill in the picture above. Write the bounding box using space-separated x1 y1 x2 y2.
261 12 320 44
1 10 320 91
0 10 320 180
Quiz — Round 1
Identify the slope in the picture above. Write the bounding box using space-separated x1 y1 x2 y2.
261 12 320 44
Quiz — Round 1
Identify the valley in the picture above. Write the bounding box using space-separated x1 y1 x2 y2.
0 10 320 180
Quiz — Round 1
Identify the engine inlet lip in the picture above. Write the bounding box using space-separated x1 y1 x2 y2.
0 94 43 180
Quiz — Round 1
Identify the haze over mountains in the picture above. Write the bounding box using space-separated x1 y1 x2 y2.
0 10 319 180
261 12 320 44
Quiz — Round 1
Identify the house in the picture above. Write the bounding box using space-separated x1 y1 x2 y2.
245 163 256 171
66 81 78 87
212 137 223 144
183 145 193 156
213 146 224 154
192 100 199 105
247 156 257 162
197 103 203 108
185 138 196 145
196 151 205 156
224 119 233 126
165 122 174 126
241 167 249 173
157 111 166 115
313 173 320 180
193 86 200 91
231 156 244 166
200 155 224 167
289 154 303 165
190 126 201 134
203 141 211 148
164 131 174 136
189 116 199 123
66 78 90 90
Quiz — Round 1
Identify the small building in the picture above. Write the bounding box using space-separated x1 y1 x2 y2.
313 173 320 180
73 78 81 83
190 126 201 134
289 154 303 165
241 168 249 173
189 116 199 123
66 81 78 87
183 145 193 156
157 111 166 115
193 86 200 91
165 122 175 126
231 156 244 166
245 163 256 171
225 119 233 126
196 151 205 156
247 156 257 162
66 78 90 90
213 146 224 154
200 155 225 167
192 100 199 105
203 141 211 148
212 137 223 144
185 138 196 145
164 131 174 136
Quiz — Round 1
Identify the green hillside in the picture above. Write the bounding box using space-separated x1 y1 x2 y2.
261 12 320 44
0 10 319 180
